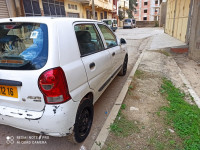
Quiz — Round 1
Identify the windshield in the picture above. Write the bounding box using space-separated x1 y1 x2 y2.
0 23 48 70
103 20 112 25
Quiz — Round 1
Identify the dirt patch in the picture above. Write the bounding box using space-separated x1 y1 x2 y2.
103 70 183 150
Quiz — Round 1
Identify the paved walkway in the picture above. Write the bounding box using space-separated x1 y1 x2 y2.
149 32 186 50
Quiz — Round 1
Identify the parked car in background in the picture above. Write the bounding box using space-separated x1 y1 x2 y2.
102 19 118 32
0 17 128 143
123 18 136 29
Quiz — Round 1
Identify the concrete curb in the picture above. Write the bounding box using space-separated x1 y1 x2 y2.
171 59 200 108
91 51 145 150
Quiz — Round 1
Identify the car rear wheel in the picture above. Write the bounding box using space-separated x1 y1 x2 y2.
68 99 93 143
118 55 128 76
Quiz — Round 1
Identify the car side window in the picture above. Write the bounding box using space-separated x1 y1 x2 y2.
75 24 104 56
98 24 118 48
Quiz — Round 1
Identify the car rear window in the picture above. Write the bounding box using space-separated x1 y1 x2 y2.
125 19 131 23
113 20 117 24
0 23 48 70
103 20 112 25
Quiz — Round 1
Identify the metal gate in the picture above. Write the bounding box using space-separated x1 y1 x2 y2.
0 0 9 18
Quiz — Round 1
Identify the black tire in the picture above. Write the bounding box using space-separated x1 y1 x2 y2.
118 55 128 76
68 99 93 143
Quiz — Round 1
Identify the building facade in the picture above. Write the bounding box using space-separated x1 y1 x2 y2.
0 0 113 21
134 0 165 21
118 0 129 18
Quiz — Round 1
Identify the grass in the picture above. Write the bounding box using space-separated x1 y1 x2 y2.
160 78 200 150
134 70 144 79
157 50 170 56
109 104 139 137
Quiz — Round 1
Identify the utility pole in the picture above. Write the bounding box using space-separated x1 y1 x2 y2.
92 0 95 19
124 0 126 18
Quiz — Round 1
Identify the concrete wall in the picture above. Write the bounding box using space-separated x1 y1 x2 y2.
136 21 156 27
188 0 200 61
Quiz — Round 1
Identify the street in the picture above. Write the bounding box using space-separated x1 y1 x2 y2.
0 27 164 150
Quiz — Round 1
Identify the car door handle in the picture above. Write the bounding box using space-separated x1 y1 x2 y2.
89 62 95 69
112 52 115 56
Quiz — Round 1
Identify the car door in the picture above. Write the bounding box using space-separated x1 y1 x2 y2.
97 24 123 76
74 23 112 100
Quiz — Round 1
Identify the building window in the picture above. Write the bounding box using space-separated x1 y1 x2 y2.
144 2 148 5
68 13 79 18
42 0 66 17
86 10 92 19
95 12 98 20
155 0 158 4
134 10 137 14
144 9 147 13
23 0 41 16
68 4 78 10
104 11 107 19
143 17 147 20
100 12 103 19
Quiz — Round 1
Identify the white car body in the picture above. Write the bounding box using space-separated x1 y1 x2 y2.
0 17 127 141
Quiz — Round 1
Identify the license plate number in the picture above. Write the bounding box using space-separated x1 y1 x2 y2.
0 85 18 98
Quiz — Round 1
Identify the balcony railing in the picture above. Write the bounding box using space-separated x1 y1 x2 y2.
70 0 90 3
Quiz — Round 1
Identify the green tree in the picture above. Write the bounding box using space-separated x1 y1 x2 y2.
118 7 125 21
126 0 137 18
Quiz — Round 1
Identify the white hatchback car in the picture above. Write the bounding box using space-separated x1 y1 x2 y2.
0 17 128 143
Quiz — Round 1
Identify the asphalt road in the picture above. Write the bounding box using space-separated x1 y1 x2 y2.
0 28 164 150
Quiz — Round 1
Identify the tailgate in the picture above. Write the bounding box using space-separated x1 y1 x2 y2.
0 22 49 112
0 70 45 111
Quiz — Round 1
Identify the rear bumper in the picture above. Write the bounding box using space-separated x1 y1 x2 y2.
123 25 132 28
0 99 79 136
111 27 118 31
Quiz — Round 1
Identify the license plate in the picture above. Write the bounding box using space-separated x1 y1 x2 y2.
0 85 18 98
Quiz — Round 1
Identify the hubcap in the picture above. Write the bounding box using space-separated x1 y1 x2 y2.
78 108 91 136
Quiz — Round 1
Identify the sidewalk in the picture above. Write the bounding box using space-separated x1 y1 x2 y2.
149 33 187 50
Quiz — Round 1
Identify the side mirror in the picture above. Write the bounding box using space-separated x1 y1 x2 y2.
120 38 126 45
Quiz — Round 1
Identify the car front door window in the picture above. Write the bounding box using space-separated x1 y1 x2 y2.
98 24 118 48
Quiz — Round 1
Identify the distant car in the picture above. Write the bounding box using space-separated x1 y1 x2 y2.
123 18 136 29
0 17 128 143
102 19 118 32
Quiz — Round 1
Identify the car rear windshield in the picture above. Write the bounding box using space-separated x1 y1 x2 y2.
113 20 117 24
124 19 131 23
0 23 48 70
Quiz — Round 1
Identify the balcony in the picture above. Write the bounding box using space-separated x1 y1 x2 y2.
118 0 129 10
70 0 90 4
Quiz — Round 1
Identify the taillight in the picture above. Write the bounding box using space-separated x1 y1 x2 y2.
38 67 71 104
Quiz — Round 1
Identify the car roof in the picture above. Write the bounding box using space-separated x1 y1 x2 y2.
0 17 100 24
